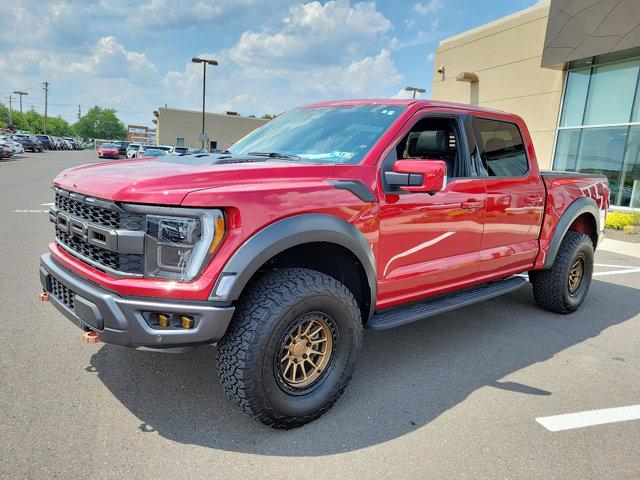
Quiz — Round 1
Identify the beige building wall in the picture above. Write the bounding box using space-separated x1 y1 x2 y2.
431 2 563 168
156 107 268 149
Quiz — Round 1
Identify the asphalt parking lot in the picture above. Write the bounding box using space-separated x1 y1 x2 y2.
0 149 639 479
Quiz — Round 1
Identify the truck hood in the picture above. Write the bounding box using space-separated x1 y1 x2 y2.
53 155 336 205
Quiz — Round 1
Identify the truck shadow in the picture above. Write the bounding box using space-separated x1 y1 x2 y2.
88 279 638 456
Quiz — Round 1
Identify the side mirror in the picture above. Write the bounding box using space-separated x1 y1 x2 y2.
385 159 447 193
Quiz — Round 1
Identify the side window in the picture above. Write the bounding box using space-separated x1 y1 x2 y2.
474 118 528 177
393 117 466 179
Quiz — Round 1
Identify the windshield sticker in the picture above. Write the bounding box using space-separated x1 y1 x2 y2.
386 110 396 115
330 151 354 160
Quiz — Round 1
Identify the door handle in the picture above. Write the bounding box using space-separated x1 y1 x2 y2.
461 200 484 210
524 194 544 206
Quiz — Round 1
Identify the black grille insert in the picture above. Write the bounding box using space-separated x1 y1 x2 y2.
49 276 75 310
56 227 144 275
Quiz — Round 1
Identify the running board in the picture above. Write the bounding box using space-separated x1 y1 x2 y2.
367 276 528 331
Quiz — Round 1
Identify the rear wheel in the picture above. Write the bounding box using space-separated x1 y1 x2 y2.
217 268 362 429
529 231 594 313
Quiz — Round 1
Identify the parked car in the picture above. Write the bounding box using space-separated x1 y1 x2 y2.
126 143 141 158
36 135 55 150
0 140 15 158
188 148 207 154
142 148 167 158
110 141 130 156
132 145 156 158
0 136 25 154
168 146 189 155
97 142 120 159
12 134 41 152
40 99 609 429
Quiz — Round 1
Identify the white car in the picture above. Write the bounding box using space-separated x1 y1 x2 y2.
168 146 189 155
0 136 24 154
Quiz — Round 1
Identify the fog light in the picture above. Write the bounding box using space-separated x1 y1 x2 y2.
180 315 194 329
158 313 171 328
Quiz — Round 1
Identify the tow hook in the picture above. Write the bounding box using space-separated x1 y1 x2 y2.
82 331 101 345
39 292 49 302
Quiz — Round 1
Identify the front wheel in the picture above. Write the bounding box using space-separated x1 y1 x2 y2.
529 231 594 314
217 268 362 429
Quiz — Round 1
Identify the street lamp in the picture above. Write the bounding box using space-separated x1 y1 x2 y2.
404 86 426 99
191 57 218 151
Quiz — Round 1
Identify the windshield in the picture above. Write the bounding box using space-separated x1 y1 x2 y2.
101 143 116 148
145 149 166 156
227 105 405 164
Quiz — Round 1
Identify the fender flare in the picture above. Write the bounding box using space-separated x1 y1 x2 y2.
543 196 600 269
210 214 377 319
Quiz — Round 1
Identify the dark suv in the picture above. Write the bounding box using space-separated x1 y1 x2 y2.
13 134 43 152
36 135 54 150
112 141 130 156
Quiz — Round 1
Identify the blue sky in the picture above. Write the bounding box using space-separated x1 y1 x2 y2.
0 0 540 126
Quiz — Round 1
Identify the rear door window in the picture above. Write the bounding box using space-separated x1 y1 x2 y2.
474 118 528 177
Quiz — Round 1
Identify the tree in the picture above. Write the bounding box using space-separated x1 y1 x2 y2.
74 106 127 140
260 114 275 120
0 102 76 135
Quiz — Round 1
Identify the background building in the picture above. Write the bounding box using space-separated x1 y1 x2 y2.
127 125 151 143
431 0 640 208
155 108 268 150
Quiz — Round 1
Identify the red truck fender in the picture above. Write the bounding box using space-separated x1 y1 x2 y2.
209 213 378 321
542 196 601 269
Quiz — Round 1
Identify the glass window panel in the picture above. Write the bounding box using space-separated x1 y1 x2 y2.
583 59 640 125
575 127 627 205
632 72 640 122
553 129 581 171
474 118 528 177
560 68 590 127
619 126 640 207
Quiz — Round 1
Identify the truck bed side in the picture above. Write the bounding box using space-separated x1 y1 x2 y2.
533 171 610 270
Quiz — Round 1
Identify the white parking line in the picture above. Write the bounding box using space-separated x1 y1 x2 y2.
594 263 638 269
41 202 54 206
593 268 640 277
536 405 640 432
12 209 49 213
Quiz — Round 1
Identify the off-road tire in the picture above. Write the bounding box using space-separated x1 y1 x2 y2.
529 231 594 314
217 268 362 429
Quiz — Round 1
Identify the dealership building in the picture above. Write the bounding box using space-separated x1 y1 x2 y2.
155 107 267 151
432 0 640 208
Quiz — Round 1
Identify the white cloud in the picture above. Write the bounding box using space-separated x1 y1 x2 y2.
426 52 435 61
229 1 392 70
0 0 92 46
391 88 424 100
69 37 157 79
413 0 443 16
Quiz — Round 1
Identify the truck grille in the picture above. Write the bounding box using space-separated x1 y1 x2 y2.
55 191 120 228
56 227 144 275
49 276 75 310
52 188 146 276
54 190 145 231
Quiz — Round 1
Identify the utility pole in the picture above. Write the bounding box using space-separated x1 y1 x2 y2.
77 105 82 122
404 86 426 99
6 95 12 125
42 81 49 134
191 57 218 151
13 91 28 114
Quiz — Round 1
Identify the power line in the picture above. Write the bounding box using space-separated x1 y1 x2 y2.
13 91 28 115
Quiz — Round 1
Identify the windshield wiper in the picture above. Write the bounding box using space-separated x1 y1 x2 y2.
247 151 301 160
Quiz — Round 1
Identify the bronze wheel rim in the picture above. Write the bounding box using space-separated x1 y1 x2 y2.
568 256 584 294
278 313 334 389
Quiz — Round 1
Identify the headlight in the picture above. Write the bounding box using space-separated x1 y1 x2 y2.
124 207 225 282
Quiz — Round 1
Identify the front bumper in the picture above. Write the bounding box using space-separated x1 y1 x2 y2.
39 253 235 348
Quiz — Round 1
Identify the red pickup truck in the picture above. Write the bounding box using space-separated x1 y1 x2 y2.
40 99 609 428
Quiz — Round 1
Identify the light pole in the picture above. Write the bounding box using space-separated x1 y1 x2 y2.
13 91 28 114
191 57 218 151
404 86 426 99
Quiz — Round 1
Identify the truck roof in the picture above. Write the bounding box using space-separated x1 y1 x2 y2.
304 98 510 115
